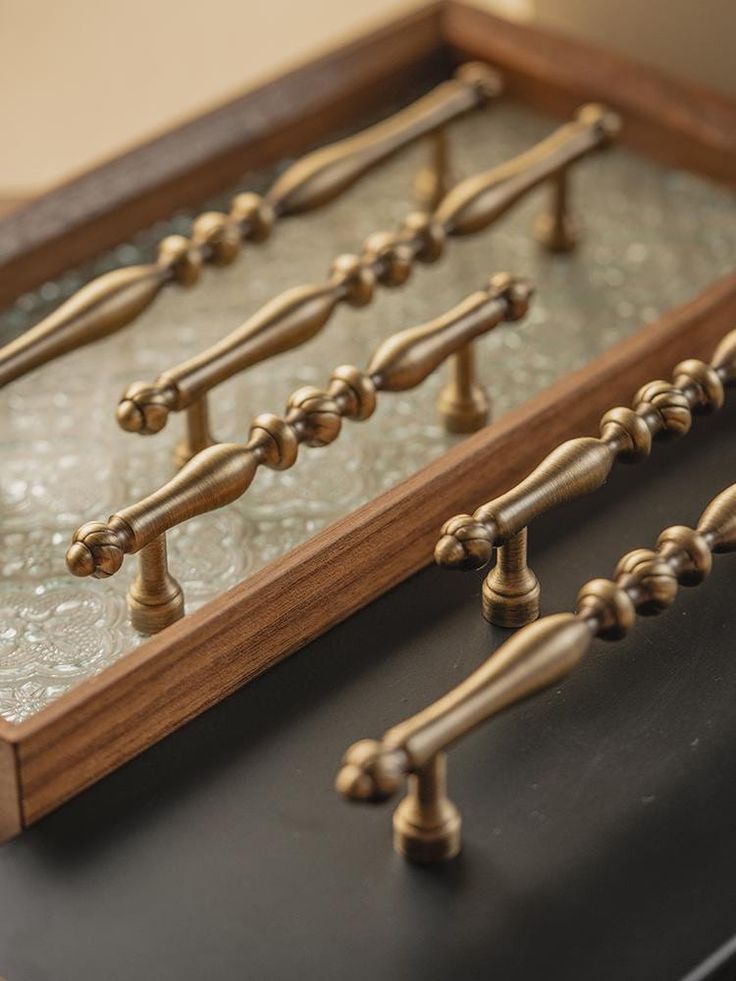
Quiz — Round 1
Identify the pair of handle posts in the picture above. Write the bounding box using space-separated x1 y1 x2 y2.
337 480 736 863
62 96 620 632
333 319 736 865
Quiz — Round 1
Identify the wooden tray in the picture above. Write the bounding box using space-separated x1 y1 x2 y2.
1 0 735 839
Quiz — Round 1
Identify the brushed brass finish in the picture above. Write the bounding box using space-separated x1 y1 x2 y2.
117 103 618 460
436 344 490 433
267 62 500 215
175 398 215 469
67 276 532 633
128 534 184 634
338 483 736 863
413 127 454 213
435 326 736 627
0 265 167 388
0 64 500 389
481 527 540 626
534 169 578 252
433 103 619 236
393 754 461 863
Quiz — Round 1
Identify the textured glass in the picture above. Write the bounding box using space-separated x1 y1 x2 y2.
1 101 735 721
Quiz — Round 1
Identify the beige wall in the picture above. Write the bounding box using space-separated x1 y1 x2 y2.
0 0 733 201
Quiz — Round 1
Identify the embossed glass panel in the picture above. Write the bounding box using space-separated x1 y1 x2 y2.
1 101 735 720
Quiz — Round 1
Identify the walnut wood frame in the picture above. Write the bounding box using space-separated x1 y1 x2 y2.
1 0 735 840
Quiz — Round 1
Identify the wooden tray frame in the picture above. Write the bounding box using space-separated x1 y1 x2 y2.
1 0 735 839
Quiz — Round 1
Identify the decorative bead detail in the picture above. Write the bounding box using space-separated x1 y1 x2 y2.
67 522 127 579
157 235 203 286
488 272 533 322
614 547 678 615
401 212 446 264
361 231 415 287
250 413 299 471
599 406 651 461
329 254 376 307
673 359 725 414
434 514 496 570
229 192 274 242
575 103 622 145
328 366 377 421
116 381 175 434
286 387 342 448
656 526 712 586
335 739 407 802
191 211 241 266
576 578 635 640
634 380 692 439
455 61 504 102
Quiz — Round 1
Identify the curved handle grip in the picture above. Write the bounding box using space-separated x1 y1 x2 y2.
368 274 532 391
388 613 591 765
698 483 736 552
118 103 619 435
117 283 342 433
69 275 531 579
436 104 619 236
0 264 166 388
266 63 501 216
66 441 262 578
436 329 736 571
475 435 618 540
336 613 591 801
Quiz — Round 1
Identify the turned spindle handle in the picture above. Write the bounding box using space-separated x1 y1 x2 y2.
435 103 620 235
68 275 531 582
336 613 590 804
435 327 736 571
2 64 500 389
0 265 169 388
338 482 736 862
266 63 502 216
118 102 617 437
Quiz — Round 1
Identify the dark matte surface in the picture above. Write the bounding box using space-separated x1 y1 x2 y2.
0 401 734 981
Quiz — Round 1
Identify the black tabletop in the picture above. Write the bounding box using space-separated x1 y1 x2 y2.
0 400 734 981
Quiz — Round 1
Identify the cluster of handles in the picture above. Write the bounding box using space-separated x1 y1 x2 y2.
1 61 621 637
4 61 725 866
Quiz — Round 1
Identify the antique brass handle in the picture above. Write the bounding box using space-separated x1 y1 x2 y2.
117 103 619 464
0 63 501 390
266 62 501 215
435 326 736 627
66 275 532 634
337 482 736 863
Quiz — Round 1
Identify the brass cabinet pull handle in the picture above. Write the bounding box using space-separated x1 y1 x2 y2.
435 326 736 627
265 62 502 216
66 275 532 635
0 63 501 389
434 103 618 237
117 103 619 464
337 482 736 863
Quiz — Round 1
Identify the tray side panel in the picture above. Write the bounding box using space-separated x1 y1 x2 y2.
13 271 736 825
0 730 22 842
